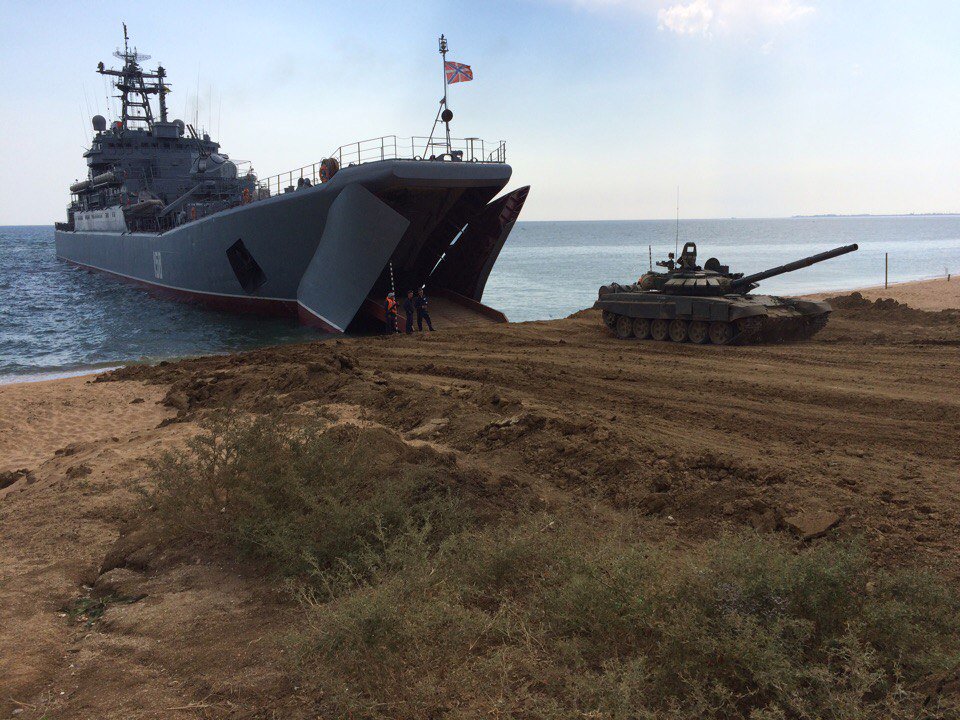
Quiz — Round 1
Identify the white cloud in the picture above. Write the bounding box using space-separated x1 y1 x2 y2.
559 0 816 36
715 0 815 31
658 0 714 35
760 39 774 54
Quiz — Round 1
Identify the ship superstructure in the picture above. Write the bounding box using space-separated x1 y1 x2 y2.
56 28 528 332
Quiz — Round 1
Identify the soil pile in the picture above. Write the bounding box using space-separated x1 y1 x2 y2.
827 291 960 325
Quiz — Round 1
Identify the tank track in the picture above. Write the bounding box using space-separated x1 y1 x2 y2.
601 311 830 345
751 313 830 344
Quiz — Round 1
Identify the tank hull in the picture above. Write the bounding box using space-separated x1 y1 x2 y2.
56 160 528 332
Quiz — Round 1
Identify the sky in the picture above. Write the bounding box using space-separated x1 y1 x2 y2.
0 0 958 223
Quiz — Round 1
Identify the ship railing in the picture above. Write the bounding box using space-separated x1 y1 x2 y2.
255 135 507 199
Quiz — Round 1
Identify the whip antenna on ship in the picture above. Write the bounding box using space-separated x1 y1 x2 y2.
439 34 452 153
425 34 455 156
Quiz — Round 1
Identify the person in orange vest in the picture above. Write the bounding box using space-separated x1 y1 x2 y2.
384 292 398 334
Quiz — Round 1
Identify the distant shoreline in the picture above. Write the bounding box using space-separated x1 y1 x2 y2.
4 214 960 227
790 213 960 219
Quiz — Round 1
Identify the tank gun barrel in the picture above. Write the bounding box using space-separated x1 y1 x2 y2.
729 243 859 289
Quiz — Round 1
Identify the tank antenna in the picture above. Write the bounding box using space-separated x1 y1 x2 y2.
675 186 680 257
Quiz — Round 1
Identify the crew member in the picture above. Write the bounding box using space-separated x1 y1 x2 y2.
415 288 434 331
403 290 416 334
656 252 676 271
384 292 398 334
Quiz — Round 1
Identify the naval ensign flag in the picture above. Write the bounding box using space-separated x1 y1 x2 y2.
444 61 473 84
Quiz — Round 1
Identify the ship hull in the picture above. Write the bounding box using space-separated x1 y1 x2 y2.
55 160 528 333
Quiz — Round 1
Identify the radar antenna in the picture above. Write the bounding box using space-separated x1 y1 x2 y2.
97 23 170 130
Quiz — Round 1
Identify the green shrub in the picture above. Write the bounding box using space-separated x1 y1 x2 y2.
147 415 469 587
147 417 960 718
298 524 960 719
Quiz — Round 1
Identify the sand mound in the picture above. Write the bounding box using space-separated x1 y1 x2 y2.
828 291 960 325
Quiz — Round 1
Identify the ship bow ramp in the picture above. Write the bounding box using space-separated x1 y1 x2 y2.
296 184 410 331
296 161 529 332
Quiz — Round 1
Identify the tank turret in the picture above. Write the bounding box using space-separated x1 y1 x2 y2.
595 243 859 345
614 243 858 298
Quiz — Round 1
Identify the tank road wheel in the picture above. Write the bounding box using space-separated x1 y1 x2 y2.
602 310 617 330
668 319 689 343
614 315 635 339
632 317 651 339
650 319 670 341
688 320 710 344
709 321 734 345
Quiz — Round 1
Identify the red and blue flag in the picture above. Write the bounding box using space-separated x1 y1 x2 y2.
444 61 473 84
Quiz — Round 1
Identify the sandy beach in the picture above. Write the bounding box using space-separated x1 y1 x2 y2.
805 274 960 311
2 279 959 717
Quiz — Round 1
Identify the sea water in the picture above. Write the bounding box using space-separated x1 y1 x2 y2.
2 216 959 382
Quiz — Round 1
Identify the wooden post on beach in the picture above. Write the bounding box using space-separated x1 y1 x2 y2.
649 245 652 271
885 253 888 289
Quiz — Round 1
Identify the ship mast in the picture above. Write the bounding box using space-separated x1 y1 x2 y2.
97 23 170 130
425 34 456 156
439 34 452 154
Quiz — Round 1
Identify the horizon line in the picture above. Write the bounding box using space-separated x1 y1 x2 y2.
4 212 960 228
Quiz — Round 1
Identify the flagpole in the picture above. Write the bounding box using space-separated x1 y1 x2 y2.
439 34 451 154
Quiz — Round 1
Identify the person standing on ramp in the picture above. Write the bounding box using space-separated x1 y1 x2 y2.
403 290 416 334
416 287 435 331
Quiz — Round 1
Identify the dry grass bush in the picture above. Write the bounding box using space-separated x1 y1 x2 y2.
147 415 470 585
148 417 960 719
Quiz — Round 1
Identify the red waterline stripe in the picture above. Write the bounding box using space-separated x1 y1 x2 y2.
61 257 301 320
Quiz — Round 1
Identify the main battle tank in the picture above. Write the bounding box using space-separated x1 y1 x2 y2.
595 242 859 345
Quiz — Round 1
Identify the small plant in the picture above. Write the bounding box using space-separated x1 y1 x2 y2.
61 594 142 628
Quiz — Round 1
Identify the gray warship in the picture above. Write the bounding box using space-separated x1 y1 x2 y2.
55 29 529 332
